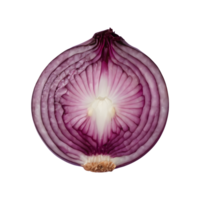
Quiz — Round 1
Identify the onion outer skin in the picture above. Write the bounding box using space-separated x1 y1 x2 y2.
30 27 171 173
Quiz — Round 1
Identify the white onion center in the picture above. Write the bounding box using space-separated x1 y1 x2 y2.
88 96 115 137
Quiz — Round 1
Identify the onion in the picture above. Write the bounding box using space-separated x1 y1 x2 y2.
32 29 169 172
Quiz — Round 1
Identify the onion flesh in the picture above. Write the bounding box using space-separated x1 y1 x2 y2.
32 29 169 172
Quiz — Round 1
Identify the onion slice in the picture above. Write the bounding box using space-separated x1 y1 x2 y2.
32 29 169 172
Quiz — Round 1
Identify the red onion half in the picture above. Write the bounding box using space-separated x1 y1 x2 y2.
32 29 169 172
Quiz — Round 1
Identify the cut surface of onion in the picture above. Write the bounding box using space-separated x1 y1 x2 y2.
32 29 169 172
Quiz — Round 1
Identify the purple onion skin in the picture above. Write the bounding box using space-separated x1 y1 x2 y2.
32 29 169 171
